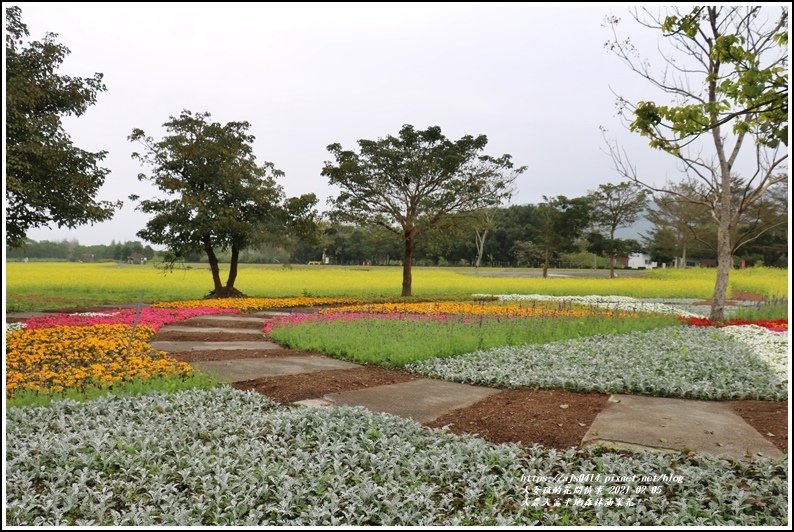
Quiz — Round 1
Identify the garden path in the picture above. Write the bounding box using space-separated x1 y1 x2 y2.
154 312 786 462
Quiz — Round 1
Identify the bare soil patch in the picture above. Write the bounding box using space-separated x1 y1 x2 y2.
181 318 264 330
168 349 323 363
152 331 266 342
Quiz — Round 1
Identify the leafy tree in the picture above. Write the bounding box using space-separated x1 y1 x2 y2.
322 124 525 296
487 204 536 266
587 181 650 278
604 6 788 321
129 110 318 298
643 182 710 268
587 235 642 270
528 195 592 278
5 6 121 249
511 240 545 268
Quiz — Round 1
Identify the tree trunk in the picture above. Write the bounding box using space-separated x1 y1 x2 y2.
608 228 616 279
401 231 415 297
710 178 734 322
542 248 551 278
681 239 687 269
203 237 223 294
226 245 239 289
474 229 487 269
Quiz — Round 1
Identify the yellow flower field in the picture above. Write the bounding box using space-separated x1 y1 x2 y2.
5 324 193 398
6 262 788 312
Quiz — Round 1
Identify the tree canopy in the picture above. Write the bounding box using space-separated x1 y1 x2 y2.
587 181 649 278
528 195 592 278
129 110 318 297
5 6 120 249
322 124 526 296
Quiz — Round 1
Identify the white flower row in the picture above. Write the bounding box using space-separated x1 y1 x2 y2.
716 325 789 384
473 294 702 317
407 326 787 401
5 387 788 526
67 311 120 317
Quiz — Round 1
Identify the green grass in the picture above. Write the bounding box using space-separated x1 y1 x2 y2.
727 302 789 321
267 312 682 367
6 373 219 409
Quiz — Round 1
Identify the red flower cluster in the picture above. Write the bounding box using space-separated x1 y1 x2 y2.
679 316 788 332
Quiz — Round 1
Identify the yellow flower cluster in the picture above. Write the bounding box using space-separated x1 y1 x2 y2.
320 302 638 319
6 324 193 398
151 297 364 311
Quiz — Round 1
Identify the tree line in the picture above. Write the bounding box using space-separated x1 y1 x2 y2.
8 183 787 271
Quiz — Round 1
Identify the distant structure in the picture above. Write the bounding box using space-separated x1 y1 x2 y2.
627 252 657 270
127 253 147 264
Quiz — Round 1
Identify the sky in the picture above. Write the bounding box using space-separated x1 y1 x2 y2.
4 2 744 246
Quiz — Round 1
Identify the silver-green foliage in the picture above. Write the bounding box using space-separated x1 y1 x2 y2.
407 326 786 400
6 387 787 525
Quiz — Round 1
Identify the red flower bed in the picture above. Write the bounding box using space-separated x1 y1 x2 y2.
679 316 788 332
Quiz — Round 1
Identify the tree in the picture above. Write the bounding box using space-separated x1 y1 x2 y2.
604 6 788 321
129 110 318 298
528 195 592 278
644 181 711 268
735 179 788 266
322 124 525 296
587 181 650 278
645 176 787 268
5 6 121 249
472 208 498 270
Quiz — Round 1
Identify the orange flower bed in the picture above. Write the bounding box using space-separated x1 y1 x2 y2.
6 324 193 398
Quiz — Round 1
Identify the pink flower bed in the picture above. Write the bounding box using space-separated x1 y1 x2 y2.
23 307 241 332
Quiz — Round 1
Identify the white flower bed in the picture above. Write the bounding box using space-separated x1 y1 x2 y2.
5 322 27 333
407 326 786 401
5 387 787 526
716 325 789 384
473 294 703 317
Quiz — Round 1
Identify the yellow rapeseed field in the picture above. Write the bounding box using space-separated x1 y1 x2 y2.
5 262 788 311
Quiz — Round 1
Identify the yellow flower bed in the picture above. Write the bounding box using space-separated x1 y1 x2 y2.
320 302 640 319
151 296 364 311
6 324 193 398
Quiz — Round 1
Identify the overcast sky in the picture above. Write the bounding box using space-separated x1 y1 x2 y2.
8 2 699 246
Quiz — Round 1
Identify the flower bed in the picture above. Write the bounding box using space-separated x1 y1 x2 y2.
5 387 787 526
21 307 241 331
151 297 364 311
6 324 193 398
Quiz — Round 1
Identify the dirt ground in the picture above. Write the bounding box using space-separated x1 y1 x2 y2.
156 324 788 453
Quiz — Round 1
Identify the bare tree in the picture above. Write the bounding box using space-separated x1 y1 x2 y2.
472 208 498 271
604 6 788 321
